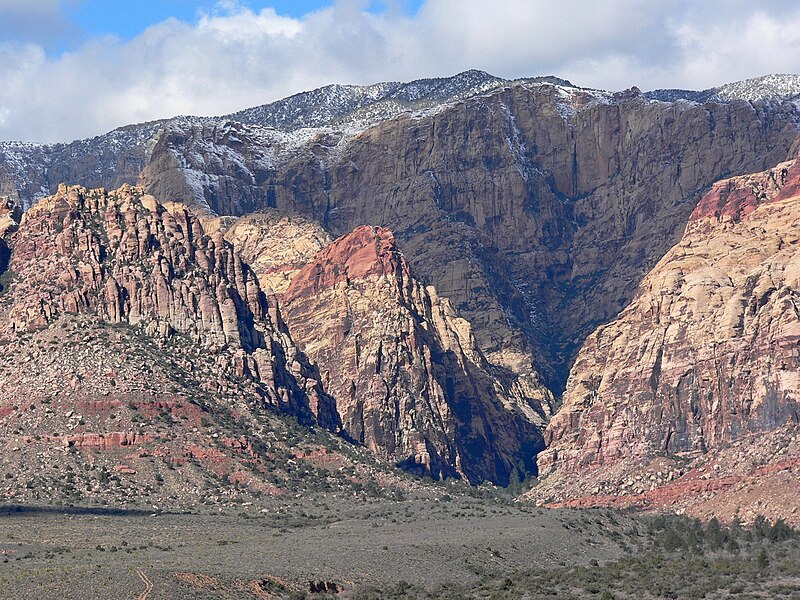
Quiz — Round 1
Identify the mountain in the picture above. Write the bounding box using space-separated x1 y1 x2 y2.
138 76 800 394
645 73 800 104
531 157 800 524
0 182 554 496
0 70 552 212
222 214 551 484
2 71 800 514
279 225 550 484
0 184 360 506
8 71 799 211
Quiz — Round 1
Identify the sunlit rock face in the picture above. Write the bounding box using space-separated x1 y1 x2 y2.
281 225 551 484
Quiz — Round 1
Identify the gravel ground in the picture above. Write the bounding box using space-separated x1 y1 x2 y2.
0 496 633 598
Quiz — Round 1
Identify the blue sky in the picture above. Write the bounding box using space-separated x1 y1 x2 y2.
1 0 799 143
71 1 424 47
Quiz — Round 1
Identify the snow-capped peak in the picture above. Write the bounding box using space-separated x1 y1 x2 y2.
645 74 800 104
712 74 800 103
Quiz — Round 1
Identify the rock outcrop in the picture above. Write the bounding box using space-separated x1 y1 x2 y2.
0 196 20 294
140 83 800 395
280 225 551 484
532 157 800 511
2 184 336 428
221 210 331 295
0 196 21 237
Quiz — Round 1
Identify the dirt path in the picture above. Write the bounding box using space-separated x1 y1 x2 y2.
137 570 153 600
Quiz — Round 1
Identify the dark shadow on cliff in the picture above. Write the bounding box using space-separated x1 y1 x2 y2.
0 504 162 518
0 239 11 295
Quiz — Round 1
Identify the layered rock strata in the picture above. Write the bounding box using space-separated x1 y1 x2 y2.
533 158 800 510
140 84 800 394
280 225 552 484
1 184 337 428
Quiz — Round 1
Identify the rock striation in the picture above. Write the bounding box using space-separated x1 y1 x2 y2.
139 82 800 396
533 157 800 510
221 210 331 295
280 225 552 484
2 184 337 428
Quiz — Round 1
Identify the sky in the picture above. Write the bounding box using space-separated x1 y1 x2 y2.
1 0 799 143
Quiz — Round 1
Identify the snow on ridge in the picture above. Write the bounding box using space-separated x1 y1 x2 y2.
226 81 404 132
712 74 800 103
226 70 514 133
645 74 800 104
4 71 800 212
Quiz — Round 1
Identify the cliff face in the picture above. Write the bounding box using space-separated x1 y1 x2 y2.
1 184 336 428
280 226 551 484
139 84 800 392
0 197 20 294
531 158 800 517
221 210 331 295
3 73 800 503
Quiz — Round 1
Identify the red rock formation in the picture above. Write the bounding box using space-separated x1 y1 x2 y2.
283 226 406 301
690 159 800 223
281 225 552 484
534 425 800 526
532 158 800 513
4 184 337 428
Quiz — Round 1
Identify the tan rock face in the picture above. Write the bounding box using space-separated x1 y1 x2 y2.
0 196 21 238
2 183 337 428
280 225 552 484
221 210 331 294
534 158 800 503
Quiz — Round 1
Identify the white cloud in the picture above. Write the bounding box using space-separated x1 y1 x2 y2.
1 0 800 143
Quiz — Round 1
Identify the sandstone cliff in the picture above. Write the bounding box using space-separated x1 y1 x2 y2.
139 83 800 396
531 158 800 520
279 225 551 484
1 184 336 428
221 210 331 295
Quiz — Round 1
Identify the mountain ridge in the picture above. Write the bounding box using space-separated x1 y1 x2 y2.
4 70 800 212
1 69 800 519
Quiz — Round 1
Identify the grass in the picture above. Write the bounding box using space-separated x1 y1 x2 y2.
350 514 800 599
0 495 797 599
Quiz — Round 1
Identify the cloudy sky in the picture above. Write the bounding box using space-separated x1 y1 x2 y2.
1 0 799 143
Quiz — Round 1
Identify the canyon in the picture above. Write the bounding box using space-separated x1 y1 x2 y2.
1 71 800 522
